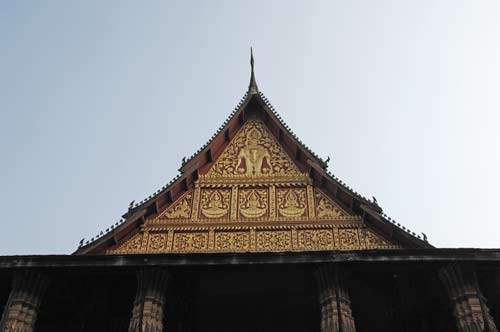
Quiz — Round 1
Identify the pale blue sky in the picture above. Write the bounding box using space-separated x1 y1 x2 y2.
1 1 499 254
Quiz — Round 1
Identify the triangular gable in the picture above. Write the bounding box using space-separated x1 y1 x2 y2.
76 65 431 255
106 120 402 254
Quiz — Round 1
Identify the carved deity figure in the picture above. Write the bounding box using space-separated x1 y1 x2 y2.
279 190 306 217
235 127 271 176
240 190 267 218
201 191 228 218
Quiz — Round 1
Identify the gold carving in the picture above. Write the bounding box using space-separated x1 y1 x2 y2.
108 225 401 254
365 230 390 247
106 120 405 255
239 189 268 218
205 120 301 178
214 232 250 251
339 228 360 249
124 234 143 251
208 228 215 250
200 190 230 219
269 186 276 218
236 127 272 176
277 188 306 218
230 187 238 220
173 232 208 252
315 190 346 219
191 188 201 221
256 231 292 251
148 233 167 251
306 185 316 217
298 229 334 250
162 193 192 219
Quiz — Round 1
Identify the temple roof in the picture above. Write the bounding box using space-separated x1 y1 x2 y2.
75 53 431 255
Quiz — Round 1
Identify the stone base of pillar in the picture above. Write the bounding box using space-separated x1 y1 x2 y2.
315 265 356 332
0 270 50 332
128 268 170 332
439 263 498 332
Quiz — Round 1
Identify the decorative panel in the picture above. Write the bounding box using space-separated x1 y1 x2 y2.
199 189 231 220
108 225 401 254
214 231 250 251
256 230 293 251
205 120 301 178
314 189 347 219
147 233 167 252
238 189 269 219
277 188 307 218
172 232 209 252
297 229 335 251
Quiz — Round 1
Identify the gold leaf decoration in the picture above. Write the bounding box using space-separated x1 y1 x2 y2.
173 232 208 252
297 229 334 250
147 233 167 251
315 190 347 219
277 188 306 218
256 231 292 251
205 120 300 178
161 193 192 220
365 230 390 247
214 232 250 251
239 189 268 219
200 190 230 219
339 228 360 249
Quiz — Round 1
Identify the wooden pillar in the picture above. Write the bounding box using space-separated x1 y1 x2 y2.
128 268 170 332
0 270 50 332
439 263 498 332
314 265 356 332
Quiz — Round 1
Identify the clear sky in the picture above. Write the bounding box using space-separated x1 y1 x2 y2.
1 1 499 254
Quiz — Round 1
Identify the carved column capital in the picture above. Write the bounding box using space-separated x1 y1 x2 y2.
0 270 50 332
314 265 356 332
439 263 497 332
128 268 171 332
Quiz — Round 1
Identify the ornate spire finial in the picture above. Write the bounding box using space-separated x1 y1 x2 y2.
248 47 258 94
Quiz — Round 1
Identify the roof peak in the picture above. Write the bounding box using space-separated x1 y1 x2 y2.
248 47 258 94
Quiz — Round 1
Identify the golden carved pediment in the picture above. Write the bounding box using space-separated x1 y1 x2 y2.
107 120 402 254
202 120 306 182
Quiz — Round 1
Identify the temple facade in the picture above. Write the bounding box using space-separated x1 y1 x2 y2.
0 54 499 332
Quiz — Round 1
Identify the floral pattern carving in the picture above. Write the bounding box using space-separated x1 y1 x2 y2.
173 232 208 252
121 234 143 251
108 226 401 254
215 232 250 251
148 234 166 251
365 230 389 247
256 231 292 251
298 229 334 250
339 229 360 249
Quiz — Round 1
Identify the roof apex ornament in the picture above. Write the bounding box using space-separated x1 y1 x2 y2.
248 47 259 94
